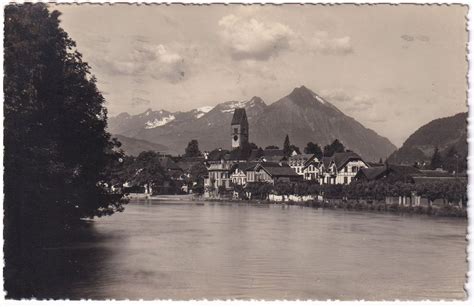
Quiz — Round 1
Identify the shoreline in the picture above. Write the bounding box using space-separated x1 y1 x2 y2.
128 194 467 218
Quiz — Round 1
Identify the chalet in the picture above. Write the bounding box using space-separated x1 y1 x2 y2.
302 157 321 181
204 148 232 191
229 162 258 186
288 153 320 180
321 152 368 184
250 162 302 184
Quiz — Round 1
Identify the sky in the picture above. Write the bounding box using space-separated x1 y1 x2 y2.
51 4 468 147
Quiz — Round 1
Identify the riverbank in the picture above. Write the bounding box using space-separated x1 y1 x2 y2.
194 197 467 218
126 193 467 218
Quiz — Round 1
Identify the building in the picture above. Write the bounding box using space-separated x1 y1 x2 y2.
247 162 302 184
231 108 249 149
204 148 232 192
354 164 421 183
288 153 320 180
301 157 321 181
355 164 466 184
230 162 258 186
321 152 368 184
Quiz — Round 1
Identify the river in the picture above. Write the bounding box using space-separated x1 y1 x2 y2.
40 200 467 300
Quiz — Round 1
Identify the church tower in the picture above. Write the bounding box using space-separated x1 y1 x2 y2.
231 108 249 148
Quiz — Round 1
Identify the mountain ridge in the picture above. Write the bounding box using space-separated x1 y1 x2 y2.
107 86 397 161
387 112 467 165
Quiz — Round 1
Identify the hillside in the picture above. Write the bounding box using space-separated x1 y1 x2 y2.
251 86 396 161
107 86 397 161
113 134 169 156
387 112 467 164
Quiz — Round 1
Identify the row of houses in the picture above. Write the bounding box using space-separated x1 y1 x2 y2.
126 107 464 198
204 148 370 194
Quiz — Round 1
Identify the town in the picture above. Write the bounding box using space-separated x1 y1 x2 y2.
115 107 467 216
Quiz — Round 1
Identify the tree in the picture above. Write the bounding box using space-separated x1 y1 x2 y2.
265 145 279 149
289 145 301 155
304 142 323 159
430 146 443 170
188 162 208 194
4 3 126 298
255 147 265 159
443 146 465 174
184 139 201 157
323 139 346 157
283 135 291 156
131 151 170 193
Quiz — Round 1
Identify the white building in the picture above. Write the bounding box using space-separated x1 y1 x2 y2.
288 153 321 181
320 152 368 185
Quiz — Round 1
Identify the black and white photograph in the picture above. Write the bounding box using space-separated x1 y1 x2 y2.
2 1 470 302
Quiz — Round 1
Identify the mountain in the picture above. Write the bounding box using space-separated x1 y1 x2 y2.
388 112 467 165
250 86 396 161
113 134 169 156
107 86 396 161
109 97 267 155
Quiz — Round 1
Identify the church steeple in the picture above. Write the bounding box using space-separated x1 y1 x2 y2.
231 108 249 149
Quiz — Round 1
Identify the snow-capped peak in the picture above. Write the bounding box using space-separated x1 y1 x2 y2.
194 106 213 119
145 115 176 129
197 106 213 113
219 98 262 113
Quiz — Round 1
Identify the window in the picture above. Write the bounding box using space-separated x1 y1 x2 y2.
344 177 348 184
344 166 348 173
234 128 238 134
352 166 358 173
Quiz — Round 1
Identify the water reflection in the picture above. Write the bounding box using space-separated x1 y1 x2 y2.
35 201 467 300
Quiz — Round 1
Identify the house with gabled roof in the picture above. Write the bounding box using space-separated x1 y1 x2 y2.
229 162 259 186
247 162 302 184
288 153 321 181
321 152 368 184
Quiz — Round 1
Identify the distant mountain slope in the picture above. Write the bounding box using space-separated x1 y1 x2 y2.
388 112 467 164
251 86 396 161
113 134 168 156
111 97 267 155
107 86 397 161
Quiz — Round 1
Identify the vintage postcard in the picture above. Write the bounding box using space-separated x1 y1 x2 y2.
2 2 470 302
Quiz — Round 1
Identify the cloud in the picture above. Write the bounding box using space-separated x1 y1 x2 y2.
93 43 186 82
401 34 415 42
321 89 376 112
401 34 430 43
308 31 354 55
218 14 294 61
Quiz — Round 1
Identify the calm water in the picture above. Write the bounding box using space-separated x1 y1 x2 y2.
45 200 467 300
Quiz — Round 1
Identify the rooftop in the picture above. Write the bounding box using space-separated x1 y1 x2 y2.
231 108 248 126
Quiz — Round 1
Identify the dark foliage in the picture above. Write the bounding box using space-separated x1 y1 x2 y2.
283 134 291 156
4 3 126 298
184 139 201 157
430 146 442 170
304 142 323 159
323 139 346 157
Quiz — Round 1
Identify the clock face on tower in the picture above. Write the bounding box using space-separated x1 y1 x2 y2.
233 135 239 141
